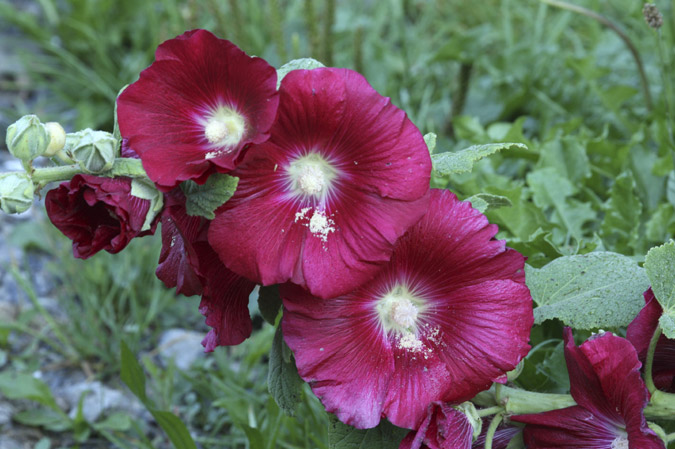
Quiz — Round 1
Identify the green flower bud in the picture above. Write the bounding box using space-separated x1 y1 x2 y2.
5 115 49 163
0 172 34 214
43 122 67 157
69 129 117 174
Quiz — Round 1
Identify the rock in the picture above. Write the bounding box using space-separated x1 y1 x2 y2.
60 380 143 422
0 401 14 427
158 328 206 370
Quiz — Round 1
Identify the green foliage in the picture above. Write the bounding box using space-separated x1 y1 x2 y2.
277 57 325 87
268 324 304 417
258 285 282 325
526 252 650 329
328 417 407 449
644 241 675 338
182 174 239 220
432 142 526 176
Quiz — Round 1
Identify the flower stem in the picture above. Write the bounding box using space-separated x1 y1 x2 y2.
477 405 504 418
484 412 504 449
666 431 675 444
26 157 147 188
499 386 576 415
645 325 662 395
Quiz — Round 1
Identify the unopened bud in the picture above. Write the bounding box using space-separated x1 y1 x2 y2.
43 122 66 157
0 172 34 214
643 3 663 29
69 129 117 174
5 115 49 163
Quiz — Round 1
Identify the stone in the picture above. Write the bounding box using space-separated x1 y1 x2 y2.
158 328 206 371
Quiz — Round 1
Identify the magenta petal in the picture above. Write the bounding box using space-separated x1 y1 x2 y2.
400 402 473 449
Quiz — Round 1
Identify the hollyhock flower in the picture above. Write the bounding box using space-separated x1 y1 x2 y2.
472 420 522 449
627 288 675 393
209 67 432 299
117 29 279 190
511 328 665 449
281 189 533 429
45 174 156 259
157 189 256 348
399 402 476 449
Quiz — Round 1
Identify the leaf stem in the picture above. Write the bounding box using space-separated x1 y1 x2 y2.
477 405 504 418
645 324 662 394
483 412 504 449
540 0 653 112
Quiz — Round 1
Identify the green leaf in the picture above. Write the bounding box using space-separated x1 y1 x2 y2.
431 142 526 176
238 424 265 449
181 174 239 220
119 341 147 403
277 58 325 88
130 178 164 232
258 285 282 325
112 84 129 147
644 241 675 338
149 409 198 449
14 408 69 431
423 132 437 155
667 170 675 207
0 371 59 410
328 417 407 449
538 135 590 183
526 252 650 329
466 193 512 213
600 171 642 253
93 412 132 431
268 324 303 417
484 186 550 241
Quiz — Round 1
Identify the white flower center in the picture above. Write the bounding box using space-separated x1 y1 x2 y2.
375 285 424 335
611 436 628 449
287 153 337 199
202 107 246 148
390 298 418 328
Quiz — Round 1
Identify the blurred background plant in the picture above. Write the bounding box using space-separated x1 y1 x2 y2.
1 0 674 447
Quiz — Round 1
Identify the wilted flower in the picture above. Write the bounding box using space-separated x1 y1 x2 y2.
117 29 279 190
209 67 432 299
281 190 533 429
511 328 665 448
399 402 478 449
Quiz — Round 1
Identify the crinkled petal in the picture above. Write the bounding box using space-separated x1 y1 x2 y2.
400 402 473 449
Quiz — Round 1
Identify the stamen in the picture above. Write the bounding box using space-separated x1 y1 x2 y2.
202 107 246 149
611 436 628 449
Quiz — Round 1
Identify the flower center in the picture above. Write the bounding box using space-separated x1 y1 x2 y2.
610 437 628 449
288 153 337 198
203 107 246 147
375 285 424 335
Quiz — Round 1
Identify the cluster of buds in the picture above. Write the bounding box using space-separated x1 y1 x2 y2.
643 3 663 29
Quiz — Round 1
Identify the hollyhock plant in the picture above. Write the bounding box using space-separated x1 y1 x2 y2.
45 174 157 259
281 189 533 429
209 67 432 299
511 328 665 448
627 287 675 393
117 29 279 190
157 189 256 348
399 402 476 449
471 420 522 449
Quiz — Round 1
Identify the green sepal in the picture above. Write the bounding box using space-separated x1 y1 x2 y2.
431 142 526 176
276 58 325 88
113 84 129 151
0 172 34 214
423 132 437 155
181 174 239 220
68 129 117 174
130 178 164 232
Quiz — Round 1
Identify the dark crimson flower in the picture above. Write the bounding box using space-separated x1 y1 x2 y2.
472 419 522 449
511 328 665 449
627 288 675 393
117 29 279 190
399 402 475 449
209 67 432 299
46 174 156 259
157 189 256 348
281 189 533 429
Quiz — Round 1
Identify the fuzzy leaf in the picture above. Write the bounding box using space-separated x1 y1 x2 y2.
131 177 164 231
527 252 650 329
277 58 325 88
423 132 437 154
645 241 675 338
268 325 303 417
432 142 526 176
258 285 282 325
328 417 407 449
600 171 642 252
466 193 512 213
181 174 238 220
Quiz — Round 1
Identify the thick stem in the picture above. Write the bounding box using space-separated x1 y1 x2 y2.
645 325 663 395
477 405 504 418
541 0 653 112
499 385 576 415
27 157 147 187
645 390 675 420
484 413 503 449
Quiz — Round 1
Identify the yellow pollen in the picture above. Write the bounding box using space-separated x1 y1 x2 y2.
203 109 246 148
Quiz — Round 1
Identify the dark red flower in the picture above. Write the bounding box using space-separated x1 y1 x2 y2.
511 328 665 449
281 189 533 429
46 174 156 259
157 189 256 348
117 29 279 190
209 67 432 299
399 402 475 449
471 419 521 449
627 288 675 393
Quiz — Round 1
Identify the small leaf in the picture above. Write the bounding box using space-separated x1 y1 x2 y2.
181 174 239 220
268 324 303 417
149 409 198 449
258 285 282 325
432 142 526 176
277 58 325 88
423 133 437 155
131 178 164 231
466 193 512 213
112 84 129 147
328 416 407 449
600 171 642 253
238 424 265 449
527 252 650 329
14 408 68 431
93 412 132 431
667 170 675 207
0 372 59 410
644 241 675 338
119 341 147 403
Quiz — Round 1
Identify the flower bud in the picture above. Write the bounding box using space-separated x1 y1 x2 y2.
643 3 663 29
69 129 117 174
5 115 49 163
0 172 34 214
43 122 67 157
455 402 482 441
